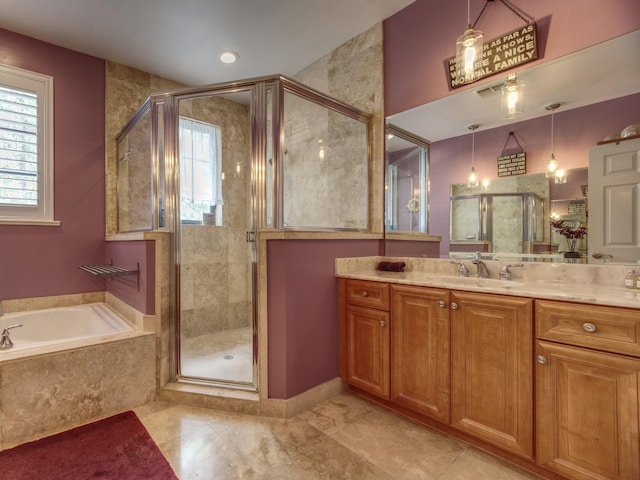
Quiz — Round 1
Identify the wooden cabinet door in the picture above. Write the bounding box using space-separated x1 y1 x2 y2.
536 340 640 480
346 304 390 398
391 285 450 422
450 291 534 459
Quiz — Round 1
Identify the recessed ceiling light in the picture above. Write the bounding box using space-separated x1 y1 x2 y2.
219 51 238 64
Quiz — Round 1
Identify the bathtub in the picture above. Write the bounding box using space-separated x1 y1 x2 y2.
0 301 156 449
0 303 133 351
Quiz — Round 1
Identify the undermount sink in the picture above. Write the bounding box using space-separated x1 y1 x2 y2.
437 275 522 289
477 278 522 289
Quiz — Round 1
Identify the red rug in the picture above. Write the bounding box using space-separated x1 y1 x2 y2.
0 410 178 480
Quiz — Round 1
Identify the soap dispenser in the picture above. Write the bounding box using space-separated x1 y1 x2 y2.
625 269 637 289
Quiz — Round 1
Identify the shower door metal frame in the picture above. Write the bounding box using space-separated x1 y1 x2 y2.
170 83 261 391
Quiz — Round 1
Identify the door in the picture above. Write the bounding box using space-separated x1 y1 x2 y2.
588 137 640 263
391 285 450 421
450 291 533 459
176 89 257 388
536 340 640 480
346 304 390 398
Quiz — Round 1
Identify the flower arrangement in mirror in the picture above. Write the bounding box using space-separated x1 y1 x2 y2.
550 219 587 253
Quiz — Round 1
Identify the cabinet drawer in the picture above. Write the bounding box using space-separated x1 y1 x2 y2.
345 279 389 310
536 300 640 357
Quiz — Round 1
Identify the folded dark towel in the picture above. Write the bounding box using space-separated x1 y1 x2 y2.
377 261 406 272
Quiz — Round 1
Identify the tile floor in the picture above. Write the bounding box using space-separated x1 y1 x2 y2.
135 391 543 480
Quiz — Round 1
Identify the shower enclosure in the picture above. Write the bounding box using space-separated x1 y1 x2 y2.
115 76 370 390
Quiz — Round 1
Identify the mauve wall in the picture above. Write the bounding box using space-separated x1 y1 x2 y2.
0 28 107 300
267 239 381 399
105 241 155 315
384 0 640 115
430 93 640 256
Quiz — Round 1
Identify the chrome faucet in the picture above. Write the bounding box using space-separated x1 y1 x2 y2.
0 324 23 350
499 263 524 281
472 253 490 278
449 260 469 277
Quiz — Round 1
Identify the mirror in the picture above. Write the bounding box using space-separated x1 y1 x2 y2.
384 30 640 263
385 124 430 233
448 168 587 260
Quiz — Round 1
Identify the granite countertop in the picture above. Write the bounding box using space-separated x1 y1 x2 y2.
336 257 640 309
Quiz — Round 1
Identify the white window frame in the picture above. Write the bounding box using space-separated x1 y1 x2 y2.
0 63 57 225
178 116 223 223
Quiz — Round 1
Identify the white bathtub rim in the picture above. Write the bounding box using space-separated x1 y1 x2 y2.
0 302 151 364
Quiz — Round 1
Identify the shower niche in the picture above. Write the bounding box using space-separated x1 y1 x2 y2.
115 76 370 391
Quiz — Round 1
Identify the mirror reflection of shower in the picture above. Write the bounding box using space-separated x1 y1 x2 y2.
385 124 430 233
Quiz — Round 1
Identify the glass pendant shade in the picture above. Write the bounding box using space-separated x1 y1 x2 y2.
467 124 480 188
554 169 567 184
501 74 524 119
546 153 558 178
456 27 484 83
467 166 479 188
544 103 563 178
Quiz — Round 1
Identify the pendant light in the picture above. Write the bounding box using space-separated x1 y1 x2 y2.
544 103 563 179
467 124 480 188
501 73 524 119
455 1 535 86
456 0 484 83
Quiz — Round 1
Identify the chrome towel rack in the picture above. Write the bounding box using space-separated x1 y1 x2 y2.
78 262 139 290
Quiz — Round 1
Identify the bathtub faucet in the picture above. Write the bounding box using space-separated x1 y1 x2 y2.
0 324 23 350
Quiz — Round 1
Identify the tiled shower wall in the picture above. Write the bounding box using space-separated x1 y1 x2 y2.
179 95 252 338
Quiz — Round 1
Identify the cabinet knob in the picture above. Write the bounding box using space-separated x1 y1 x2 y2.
450 302 459 310
582 322 597 333
438 300 446 308
536 355 548 365
380 320 386 327
361 291 369 297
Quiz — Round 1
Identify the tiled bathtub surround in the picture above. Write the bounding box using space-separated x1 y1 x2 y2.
0 295 156 449
336 256 640 308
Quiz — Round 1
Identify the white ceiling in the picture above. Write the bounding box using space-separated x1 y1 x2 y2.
0 0 414 86
388 29 640 143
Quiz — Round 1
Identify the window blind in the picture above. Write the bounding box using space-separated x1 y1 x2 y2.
0 86 38 206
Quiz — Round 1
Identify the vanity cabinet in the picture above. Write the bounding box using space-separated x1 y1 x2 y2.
339 272 640 480
450 291 534 459
390 284 450 422
535 300 640 480
340 280 533 441
343 279 390 398
341 279 451 420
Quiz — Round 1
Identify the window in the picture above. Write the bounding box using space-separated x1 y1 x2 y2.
178 116 223 223
0 64 55 224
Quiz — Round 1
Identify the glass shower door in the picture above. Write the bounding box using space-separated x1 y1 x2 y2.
176 89 256 388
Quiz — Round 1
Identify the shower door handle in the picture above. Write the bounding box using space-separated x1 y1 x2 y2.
246 231 256 243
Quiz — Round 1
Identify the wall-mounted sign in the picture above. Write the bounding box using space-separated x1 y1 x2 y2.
447 23 538 89
568 200 587 215
497 152 526 177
